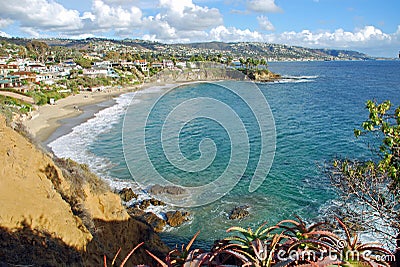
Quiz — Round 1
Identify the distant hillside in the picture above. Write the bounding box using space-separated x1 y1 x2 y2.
0 36 373 61
177 41 371 60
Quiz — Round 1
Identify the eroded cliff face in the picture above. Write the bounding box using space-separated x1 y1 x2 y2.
0 116 168 266
0 116 93 250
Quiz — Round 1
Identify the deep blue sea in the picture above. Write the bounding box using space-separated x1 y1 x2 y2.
49 60 400 248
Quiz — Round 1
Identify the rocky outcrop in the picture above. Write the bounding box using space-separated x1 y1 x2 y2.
149 184 186 195
0 115 169 266
247 69 281 82
138 198 166 210
119 187 138 202
0 116 92 250
165 211 190 227
229 205 250 220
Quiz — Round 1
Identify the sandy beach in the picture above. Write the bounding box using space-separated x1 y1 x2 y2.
23 86 139 143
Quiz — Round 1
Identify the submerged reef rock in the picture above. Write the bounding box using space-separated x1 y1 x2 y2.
149 184 186 195
229 205 250 220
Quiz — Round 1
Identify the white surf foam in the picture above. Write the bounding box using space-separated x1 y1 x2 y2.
48 85 185 220
49 92 135 176
273 75 319 84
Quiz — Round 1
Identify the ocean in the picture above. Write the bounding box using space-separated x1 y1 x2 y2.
49 60 400 248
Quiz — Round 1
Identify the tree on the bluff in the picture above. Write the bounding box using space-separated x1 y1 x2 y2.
26 40 49 62
329 100 400 246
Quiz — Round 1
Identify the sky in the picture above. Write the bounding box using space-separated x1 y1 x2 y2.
0 0 399 57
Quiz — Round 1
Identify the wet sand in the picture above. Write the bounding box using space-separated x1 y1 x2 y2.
23 87 137 143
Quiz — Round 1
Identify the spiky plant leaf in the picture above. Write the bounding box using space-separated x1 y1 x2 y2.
227 226 251 234
184 231 200 254
112 247 122 266
224 235 251 245
120 242 144 267
335 217 352 245
145 249 169 267
288 238 339 253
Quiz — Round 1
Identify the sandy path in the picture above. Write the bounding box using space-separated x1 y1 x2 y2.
0 91 35 104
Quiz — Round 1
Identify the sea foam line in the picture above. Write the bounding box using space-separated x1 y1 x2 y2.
48 85 181 218
48 92 135 176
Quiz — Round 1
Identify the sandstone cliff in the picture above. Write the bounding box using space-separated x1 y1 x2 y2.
0 116 168 266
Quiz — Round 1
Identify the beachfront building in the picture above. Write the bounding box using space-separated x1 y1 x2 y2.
0 75 22 89
13 71 36 83
119 60 135 69
0 64 19 76
36 73 55 84
26 62 47 73
93 61 112 69
82 68 108 77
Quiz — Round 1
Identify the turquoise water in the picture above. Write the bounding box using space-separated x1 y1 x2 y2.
49 60 400 248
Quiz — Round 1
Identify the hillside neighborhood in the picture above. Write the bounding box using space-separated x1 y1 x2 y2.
0 37 375 98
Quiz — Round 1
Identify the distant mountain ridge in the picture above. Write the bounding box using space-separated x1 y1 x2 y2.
0 36 373 61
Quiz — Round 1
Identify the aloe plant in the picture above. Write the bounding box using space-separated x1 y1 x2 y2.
104 242 144 267
331 217 394 267
103 217 394 267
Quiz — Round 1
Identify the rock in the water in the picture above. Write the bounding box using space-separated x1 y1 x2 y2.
126 207 166 232
119 188 137 202
149 184 186 195
165 211 190 227
229 205 250 220
150 198 166 206
143 212 167 232
139 200 151 210
126 206 145 218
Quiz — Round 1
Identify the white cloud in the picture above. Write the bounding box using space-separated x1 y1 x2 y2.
257 16 275 31
0 31 11 38
0 0 83 31
0 0 398 56
0 18 13 29
81 12 96 22
266 26 393 48
20 27 41 38
259 25 400 56
209 25 264 42
68 33 96 40
157 0 223 31
140 0 222 42
91 0 142 29
247 0 282 13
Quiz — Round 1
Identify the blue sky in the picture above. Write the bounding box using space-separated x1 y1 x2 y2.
0 0 399 57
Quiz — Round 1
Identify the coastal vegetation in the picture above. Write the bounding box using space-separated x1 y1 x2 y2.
329 100 400 243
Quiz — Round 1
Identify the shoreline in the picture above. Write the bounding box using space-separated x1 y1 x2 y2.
23 85 142 145
23 79 226 147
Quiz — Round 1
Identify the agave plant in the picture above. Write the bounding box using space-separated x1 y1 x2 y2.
104 242 144 267
282 217 395 267
330 217 394 267
225 222 278 247
222 222 287 267
146 231 211 267
275 215 332 241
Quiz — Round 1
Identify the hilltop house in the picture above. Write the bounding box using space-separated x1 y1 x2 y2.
134 59 148 72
